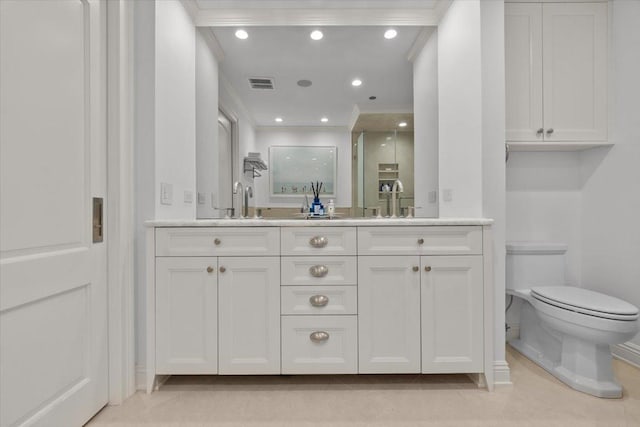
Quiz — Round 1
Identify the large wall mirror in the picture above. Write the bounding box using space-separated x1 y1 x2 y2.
196 21 437 217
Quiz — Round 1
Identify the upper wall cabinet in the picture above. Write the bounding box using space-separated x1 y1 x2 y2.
505 3 608 149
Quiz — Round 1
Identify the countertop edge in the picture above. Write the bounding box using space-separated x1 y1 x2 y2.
145 218 494 227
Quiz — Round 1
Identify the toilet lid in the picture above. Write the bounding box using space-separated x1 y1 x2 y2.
531 286 639 321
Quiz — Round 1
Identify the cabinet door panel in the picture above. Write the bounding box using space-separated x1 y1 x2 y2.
542 3 607 141
505 3 543 141
421 256 483 373
156 257 218 374
218 257 280 374
358 256 421 373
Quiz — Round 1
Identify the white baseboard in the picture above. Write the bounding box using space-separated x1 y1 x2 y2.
612 342 640 369
493 359 512 385
135 365 147 391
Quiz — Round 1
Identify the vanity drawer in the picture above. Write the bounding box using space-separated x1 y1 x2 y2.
156 227 280 256
281 256 357 286
358 226 482 255
281 315 357 374
281 286 357 315
281 227 356 256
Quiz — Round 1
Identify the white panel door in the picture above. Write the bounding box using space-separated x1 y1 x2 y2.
218 257 280 374
421 256 483 373
156 258 218 374
505 3 543 141
0 1 108 426
358 256 421 373
542 2 607 141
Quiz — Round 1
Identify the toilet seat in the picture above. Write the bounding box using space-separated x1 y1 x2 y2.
531 286 639 321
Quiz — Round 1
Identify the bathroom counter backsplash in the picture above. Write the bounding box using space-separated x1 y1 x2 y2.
146 217 494 227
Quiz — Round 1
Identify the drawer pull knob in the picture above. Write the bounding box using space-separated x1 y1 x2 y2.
309 236 328 248
310 331 330 343
206 266 214 273
412 266 419 272
214 238 221 245
417 238 424 245
309 265 329 277
309 295 329 307
219 266 226 273
424 266 432 272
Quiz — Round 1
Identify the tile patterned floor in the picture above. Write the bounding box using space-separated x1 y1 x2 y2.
87 346 640 426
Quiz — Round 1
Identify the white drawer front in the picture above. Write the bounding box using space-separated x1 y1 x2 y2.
156 227 280 256
281 227 356 256
281 316 357 374
358 226 482 255
281 256 357 286
281 286 357 315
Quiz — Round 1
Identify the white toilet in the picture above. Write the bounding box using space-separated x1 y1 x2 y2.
506 242 639 398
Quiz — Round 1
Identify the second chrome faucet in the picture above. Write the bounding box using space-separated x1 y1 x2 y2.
233 181 253 218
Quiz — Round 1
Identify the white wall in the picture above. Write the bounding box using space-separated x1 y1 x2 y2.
581 0 640 347
413 29 439 218
154 0 196 220
196 29 219 218
437 0 483 218
480 0 507 380
253 128 352 208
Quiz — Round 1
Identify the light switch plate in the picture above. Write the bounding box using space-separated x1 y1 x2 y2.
160 183 173 205
442 189 453 202
428 190 437 203
197 192 206 204
184 190 194 204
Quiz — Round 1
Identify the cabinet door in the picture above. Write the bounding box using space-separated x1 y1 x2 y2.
218 257 280 374
542 3 607 141
421 256 483 373
358 256 421 373
505 3 543 142
156 257 218 374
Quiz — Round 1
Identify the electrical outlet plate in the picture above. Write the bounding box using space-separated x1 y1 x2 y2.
442 189 453 202
184 190 194 204
160 183 173 205
197 192 206 204
428 190 437 203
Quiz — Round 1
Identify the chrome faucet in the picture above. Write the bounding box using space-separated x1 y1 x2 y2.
244 185 253 218
233 181 244 218
391 179 404 218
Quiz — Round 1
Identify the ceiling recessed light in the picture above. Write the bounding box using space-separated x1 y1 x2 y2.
321 117 329 123
351 79 362 87
297 79 312 87
275 117 283 123
310 30 323 40
398 121 408 127
384 29 398 40
235 29 248 40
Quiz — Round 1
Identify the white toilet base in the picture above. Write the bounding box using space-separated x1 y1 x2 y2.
509 338 622 398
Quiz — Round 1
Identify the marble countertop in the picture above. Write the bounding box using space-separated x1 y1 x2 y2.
146 217 493 227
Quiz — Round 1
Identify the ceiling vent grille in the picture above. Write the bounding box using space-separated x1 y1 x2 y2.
249 77 275 90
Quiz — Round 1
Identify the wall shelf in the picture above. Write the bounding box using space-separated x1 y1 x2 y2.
507 141 614 152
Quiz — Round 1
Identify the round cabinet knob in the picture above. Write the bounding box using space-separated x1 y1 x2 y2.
309 265 329 278
546 128 554 135
309 295 329 307
424 266 432 272
417 238 424 245
309 331 330 343
412 266 419 272
214 238 221 245
536 127 544 136
219 266 226 273
206 266 214 273
309 236 328 248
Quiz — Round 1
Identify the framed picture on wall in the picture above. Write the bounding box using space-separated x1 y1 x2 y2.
269 146 337 197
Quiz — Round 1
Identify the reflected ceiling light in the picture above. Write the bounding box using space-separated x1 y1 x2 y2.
275 117 283 122
351 79 362 87
398 121 408 127
235 29 249 40
321 117 329 123
310 30 324 40
384 29 398 39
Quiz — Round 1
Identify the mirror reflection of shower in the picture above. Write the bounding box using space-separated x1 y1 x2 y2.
352 114 414 218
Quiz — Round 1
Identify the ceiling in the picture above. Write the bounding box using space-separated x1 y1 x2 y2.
196 1 440 10
210 26 423 128
352 113 414 133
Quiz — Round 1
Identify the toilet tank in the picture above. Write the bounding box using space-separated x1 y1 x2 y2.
506 242 568 291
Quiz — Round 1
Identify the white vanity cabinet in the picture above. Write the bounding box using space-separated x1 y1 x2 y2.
147 222 493 391
358 227 484 374
505 2 608 145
